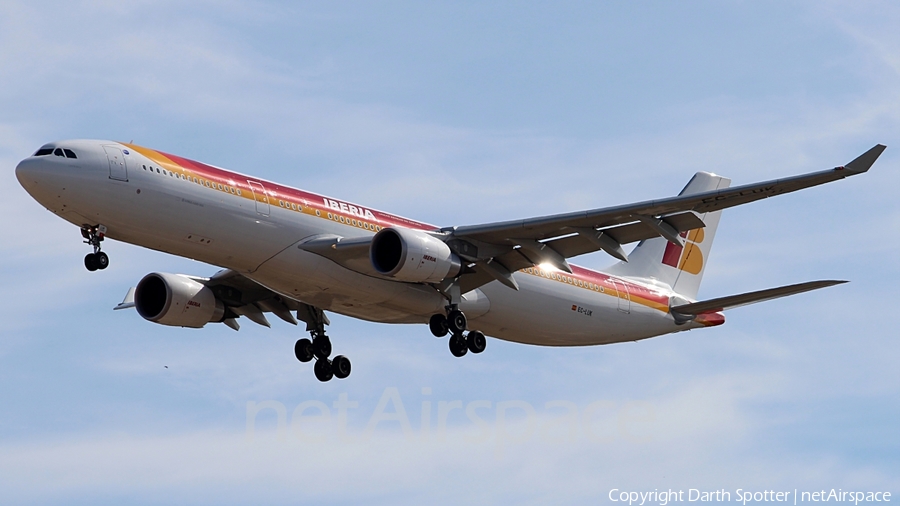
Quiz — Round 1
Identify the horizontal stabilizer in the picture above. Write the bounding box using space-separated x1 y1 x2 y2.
670 280 847 315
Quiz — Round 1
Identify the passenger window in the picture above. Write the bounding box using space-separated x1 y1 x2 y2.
64 149 77 159
230 187 235 194
237 189 241 196
162 170 167 175
156 168 160 173
280 201 285 207
34 148 54 156
54 148 64 157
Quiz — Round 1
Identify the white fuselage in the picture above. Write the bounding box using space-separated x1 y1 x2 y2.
16 140 721 346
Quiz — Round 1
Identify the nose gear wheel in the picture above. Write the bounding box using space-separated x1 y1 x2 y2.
81 225 109 271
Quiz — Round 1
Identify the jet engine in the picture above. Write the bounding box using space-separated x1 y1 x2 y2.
370 227 462 283
134 272 225 328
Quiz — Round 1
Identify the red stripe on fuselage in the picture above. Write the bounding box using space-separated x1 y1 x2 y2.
154 148 436 232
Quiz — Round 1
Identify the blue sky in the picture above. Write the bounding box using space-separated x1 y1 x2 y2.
1 1 898 504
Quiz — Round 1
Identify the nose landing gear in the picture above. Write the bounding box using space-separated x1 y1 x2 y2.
81 224 109 271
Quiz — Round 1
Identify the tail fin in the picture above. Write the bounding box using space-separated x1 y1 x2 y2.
606 172 731 299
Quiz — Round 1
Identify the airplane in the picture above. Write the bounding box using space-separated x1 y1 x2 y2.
15 140 886 382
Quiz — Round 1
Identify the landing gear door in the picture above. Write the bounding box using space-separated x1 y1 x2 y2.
103 145 128 181
247 180 270 216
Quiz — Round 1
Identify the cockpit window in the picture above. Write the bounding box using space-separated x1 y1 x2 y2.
34 148 54 156
63 149 77 159
53 148 65 157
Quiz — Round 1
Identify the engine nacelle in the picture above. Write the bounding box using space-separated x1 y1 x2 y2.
134 272 225 328
370 227 462 283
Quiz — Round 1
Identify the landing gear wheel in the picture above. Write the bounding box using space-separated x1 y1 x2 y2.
429 314 449 337
81 225 107 272
294 338 314 362
467 331 486 354
313 336 332 359
447 310 467 334
314 358 334 382
332 355 351 379
95 251 109 270
449 333 468 357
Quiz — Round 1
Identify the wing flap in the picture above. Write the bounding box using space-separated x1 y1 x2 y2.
186 269 328 331
546 211 705 259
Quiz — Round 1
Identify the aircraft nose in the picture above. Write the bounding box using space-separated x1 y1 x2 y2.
15 157 40 191
15 156 57 204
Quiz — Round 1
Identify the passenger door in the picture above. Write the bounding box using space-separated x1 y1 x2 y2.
103 145 128 181
247 180 270 216
610 278 631 314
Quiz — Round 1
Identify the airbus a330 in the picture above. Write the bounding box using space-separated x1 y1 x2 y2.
15 141 885 381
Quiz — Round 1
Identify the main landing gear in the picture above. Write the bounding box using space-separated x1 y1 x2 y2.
81 224 109 271
294 306 351 382
429 308 486 357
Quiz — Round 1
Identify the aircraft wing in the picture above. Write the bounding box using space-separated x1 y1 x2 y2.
115 269 329 331
443 145 884 291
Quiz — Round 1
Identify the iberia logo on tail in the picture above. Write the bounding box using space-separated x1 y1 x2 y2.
661 228 704 275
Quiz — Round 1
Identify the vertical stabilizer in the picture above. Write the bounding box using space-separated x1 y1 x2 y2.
605 172 731 299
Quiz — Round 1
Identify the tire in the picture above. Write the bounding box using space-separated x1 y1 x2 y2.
429 314 449 338
313 336 332 359
314 358 334 382
447 310 467 334
467 331 486 354
294 338 314 362
84 253 98 271
449 334 468 357
95 252 109 270
332 355 351 379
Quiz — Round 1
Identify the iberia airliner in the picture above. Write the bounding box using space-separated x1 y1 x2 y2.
15 141 885 381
